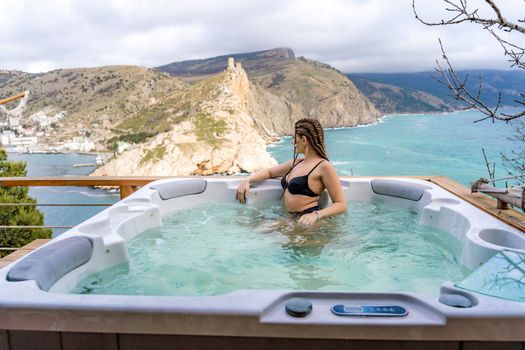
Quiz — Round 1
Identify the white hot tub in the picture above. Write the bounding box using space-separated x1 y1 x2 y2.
0 177 524 341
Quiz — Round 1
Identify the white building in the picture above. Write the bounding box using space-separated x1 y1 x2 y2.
28 111 66 129
8 117 20 128
52 111 66 122
23 127 35 136
117 141 133 154
0 131 15 145
30 112 49 127
64 137 95 152
6 136 38 151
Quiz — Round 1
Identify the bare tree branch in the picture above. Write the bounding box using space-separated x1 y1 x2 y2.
415 0 525 182
413 0 525 122
413 0 525 72
487 28 525 70
482 147 496 185
486 0 525 33
412 0 525 34
432 39 520 122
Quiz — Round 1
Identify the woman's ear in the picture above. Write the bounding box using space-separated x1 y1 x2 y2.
301 136 307 144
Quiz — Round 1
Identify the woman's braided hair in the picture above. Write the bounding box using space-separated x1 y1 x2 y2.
294 118 329 160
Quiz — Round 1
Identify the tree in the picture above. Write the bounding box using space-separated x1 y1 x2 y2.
413 0 525 181
0 148 51 257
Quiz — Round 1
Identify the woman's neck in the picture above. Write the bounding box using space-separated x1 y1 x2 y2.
303 147 319 161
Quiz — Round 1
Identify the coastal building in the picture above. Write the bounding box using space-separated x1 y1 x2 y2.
9 136 38 147
23 127 35 136
0 131 15 145
7 116 20 128
27 111 65 131
2 135 39 152
64 136 95 152
30 111 50 127
117 141 132 154
52 111 66 121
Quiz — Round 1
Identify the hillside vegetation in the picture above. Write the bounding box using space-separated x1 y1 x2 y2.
0 66 186 143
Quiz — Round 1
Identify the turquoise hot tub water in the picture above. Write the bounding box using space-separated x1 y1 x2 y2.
72 199 469 297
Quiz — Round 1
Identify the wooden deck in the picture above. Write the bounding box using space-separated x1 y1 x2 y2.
425 176 525 233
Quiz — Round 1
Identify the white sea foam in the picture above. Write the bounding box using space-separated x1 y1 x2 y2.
325 115 391 131
266 142 285 148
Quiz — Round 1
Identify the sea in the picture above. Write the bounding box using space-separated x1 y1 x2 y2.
6 110 521 234
6 153 120 235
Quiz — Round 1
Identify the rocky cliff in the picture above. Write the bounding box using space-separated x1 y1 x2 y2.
94 56 380 176
92 59 278 176
158 48 380 135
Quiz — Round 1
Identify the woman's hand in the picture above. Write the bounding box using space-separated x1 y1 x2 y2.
297 211 321 225
236 180 250 203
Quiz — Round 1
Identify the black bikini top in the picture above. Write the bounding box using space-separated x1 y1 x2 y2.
280 159 325 197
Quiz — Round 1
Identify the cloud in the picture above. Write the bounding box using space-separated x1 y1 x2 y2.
0 0 523 73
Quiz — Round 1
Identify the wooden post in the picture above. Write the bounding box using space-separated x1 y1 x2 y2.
497 199 509 210
119 185 139 199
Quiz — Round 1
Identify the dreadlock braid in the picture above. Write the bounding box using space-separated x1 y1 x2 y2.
294 118 329 160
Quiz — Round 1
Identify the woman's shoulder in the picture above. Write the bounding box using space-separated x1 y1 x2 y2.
319 159 337 172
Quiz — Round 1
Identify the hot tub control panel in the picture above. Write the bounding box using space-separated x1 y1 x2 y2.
331 304 408 317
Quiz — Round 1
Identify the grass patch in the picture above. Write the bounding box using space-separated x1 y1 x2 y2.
107 131 157 152
139 145 167 166
194 113 228 145
187 72 225 101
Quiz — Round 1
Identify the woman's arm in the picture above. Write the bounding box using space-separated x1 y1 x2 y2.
236 159 299 203
298 162 347 225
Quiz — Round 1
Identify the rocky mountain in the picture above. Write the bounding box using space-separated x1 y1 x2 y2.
157 47 296 81
157 48 380 134
95 55 379 176
347 70 525 114
1 48 380 176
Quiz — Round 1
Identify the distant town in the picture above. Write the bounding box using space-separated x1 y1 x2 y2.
0 110 132 160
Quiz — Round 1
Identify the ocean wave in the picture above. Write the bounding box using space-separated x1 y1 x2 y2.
331 161 351 165
266 143 285 148
325 115 391 131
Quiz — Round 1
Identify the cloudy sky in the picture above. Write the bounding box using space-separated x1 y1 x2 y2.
0 0 523 73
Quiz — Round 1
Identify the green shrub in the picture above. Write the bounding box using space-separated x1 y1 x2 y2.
0 148 51 257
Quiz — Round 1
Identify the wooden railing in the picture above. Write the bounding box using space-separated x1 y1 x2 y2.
0 176 172 199
0 176 172 236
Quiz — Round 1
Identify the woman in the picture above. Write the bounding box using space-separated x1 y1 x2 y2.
236 118 346 225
